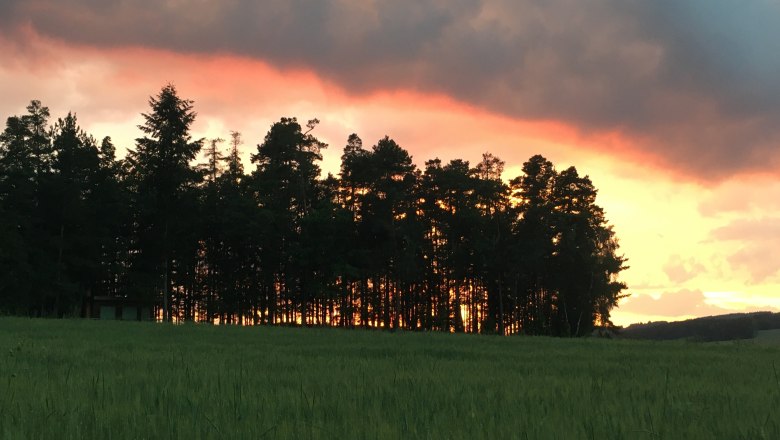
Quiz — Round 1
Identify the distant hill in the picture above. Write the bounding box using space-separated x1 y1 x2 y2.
618 311 780 342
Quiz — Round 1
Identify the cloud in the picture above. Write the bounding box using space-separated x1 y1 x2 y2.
726 246 780 283
2 0 780 180
711 218 780 282
618 289 778 318
0 34 587 181
711 217 780 242
618 289 728 317
663 254 705 284
698 178 780 216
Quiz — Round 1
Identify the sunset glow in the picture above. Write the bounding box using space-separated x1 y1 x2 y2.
2 1 779 326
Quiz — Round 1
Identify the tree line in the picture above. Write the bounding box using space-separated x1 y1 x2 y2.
621 311 780 341
0 85 627 336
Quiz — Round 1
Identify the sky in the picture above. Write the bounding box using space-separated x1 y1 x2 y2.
2 0 780 326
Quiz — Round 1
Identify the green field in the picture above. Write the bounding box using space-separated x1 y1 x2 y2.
1 318 779 439
756 329 780 343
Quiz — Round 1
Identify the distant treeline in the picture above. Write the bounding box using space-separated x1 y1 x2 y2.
0 85 627 336
620 312 780 341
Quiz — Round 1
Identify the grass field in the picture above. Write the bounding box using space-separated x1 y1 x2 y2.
756 329 780 343
1 318 779 439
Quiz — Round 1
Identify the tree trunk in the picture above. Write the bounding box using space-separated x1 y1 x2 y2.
55 223 65 317
498 276 505 336
163 258 169 322
452 280 464 333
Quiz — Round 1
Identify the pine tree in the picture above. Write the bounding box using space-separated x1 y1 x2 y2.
127 84 203 321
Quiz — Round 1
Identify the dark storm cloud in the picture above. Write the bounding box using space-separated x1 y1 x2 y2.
3 0 780 178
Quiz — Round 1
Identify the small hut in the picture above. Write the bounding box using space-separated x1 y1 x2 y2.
83 296 157 321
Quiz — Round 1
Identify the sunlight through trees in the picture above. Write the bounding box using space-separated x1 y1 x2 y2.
0 85 627 336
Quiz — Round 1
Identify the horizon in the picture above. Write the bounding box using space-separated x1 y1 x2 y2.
2 0 780 326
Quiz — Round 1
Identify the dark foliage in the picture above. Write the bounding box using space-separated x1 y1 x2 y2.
0 86 628 335
619 312 780 341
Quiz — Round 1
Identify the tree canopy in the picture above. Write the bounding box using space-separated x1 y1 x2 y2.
0 85 627 335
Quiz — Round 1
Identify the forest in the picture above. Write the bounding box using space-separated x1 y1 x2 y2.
0 84 627 336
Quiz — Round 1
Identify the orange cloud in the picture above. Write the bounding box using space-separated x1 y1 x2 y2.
5 0 780 179
1 29 630 177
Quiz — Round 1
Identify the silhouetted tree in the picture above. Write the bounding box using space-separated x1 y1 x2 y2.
0 87 629 335
45 113 104 315
0 102 51 314
511 155 558 334
249 117 326 324
126 84 203 321
0 104 126 317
